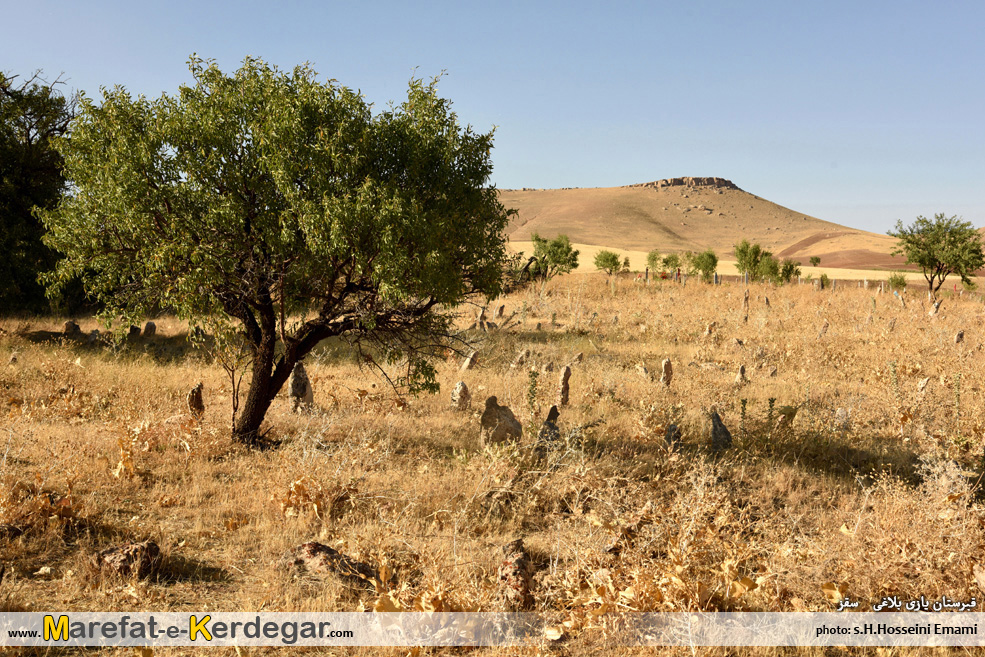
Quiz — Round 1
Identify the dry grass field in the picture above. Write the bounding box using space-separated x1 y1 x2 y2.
4 274 985 655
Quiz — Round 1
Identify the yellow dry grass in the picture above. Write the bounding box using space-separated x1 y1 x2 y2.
3 277 985 656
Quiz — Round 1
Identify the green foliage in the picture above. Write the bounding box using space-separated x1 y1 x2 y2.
809 256 821 267
594 250 621 275
622 256 631 272
661 253 680 271
734 239 768 280
734 239 797 283
530 233 579 280
779 259 801 284
0 72 76 313
41 57 512 442
646 249 661 271
887 272 907 291
819 273 831 289
888 214 985 298
691 249 719 283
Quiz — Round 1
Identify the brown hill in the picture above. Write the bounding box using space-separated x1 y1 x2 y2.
500 177 907 269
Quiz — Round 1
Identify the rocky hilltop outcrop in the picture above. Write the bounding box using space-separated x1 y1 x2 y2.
625 177 740 191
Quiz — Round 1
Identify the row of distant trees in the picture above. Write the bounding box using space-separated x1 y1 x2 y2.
521 217 985 297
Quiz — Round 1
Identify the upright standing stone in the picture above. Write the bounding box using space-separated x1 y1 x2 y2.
538 405 561 443
451 381 471 411
288 362 314 412
665 424 682 450
742 289 750 323
143 321 156 337
511 349 529 369
128 326 141 339
636 362 651 381
660 358 673 387
929 300 942 316
558 366 571 406
710 412 732 451
480 396 522 446
187 382 205 419
63 320 80 337
461 350 478 371
495 304 505 319
735 364 747 385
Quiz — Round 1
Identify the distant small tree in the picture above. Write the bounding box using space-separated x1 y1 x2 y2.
622 256 631 272
594 250 621 275
530 233 579 281
809 256 821 267
888 214 985 298
691 249 719 283
778 259 801 284
734 239 768 280
646 249 661 272
662 253 680 272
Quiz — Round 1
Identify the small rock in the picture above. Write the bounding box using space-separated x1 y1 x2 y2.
281 542 381 590
734 338 744 347
143 321 156 337
541 361 555 374
7 352 16 365
571 352 584 364
558 366 572 406
636 362 651 381
769 366 778 377
660 358 673 387
834 408 851 431
86 329 101 344
460 350 478 371
710 412 732 451
955 330 965 344
187 382 205 419
929 300 942 317
451 381 471 411
535 322 542 331
665 423 682 450
128 325 141 339
917 377 930 393
735 364 747 385
612 315 619 325
495 304 506 319
62 320 81 337
480 396 522 446
704 322 716 337
511 349 530 369
92 540 161 579
764 296 771 309
288 362 314 412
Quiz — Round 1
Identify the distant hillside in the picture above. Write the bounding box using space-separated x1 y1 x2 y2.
500 177 908 269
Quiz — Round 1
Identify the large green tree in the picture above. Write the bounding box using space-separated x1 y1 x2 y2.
42 57 512 444
889 214 984 298
0 72 75 312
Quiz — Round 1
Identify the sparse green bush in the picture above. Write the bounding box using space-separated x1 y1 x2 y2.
646 249 661 272
888 272 907 291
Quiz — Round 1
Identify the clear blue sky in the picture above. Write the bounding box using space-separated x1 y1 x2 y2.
6 0 983 233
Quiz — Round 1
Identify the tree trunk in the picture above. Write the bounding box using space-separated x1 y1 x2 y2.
233 326 278 445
